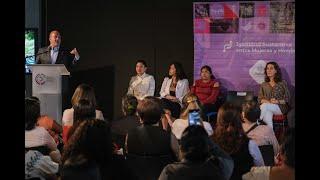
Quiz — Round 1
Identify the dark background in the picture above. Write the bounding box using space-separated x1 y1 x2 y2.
30 0 196 120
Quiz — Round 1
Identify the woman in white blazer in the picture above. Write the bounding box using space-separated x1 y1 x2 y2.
127 60 155 100
160 62 189 119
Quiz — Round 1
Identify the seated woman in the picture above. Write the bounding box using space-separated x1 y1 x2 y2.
159 126 225 180
213 103 264 180
64 99 97 144
28 96 62 145
258 61 290 129
243 128 295 180
60 119 112 180
62 84 104 143
160 62 190 119
111 95 140 150
62 83 104 127
242 101 280 156
25 97 61 163
127 60 155 100
191 65 220 115
171 93 213 140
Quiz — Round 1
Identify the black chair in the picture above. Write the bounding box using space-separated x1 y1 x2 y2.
226 91 254 108
125 153 174 180
259 145 275 166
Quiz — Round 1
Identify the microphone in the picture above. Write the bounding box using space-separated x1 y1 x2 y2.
25 50 50 59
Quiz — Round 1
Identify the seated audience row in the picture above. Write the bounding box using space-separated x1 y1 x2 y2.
243 128 295 180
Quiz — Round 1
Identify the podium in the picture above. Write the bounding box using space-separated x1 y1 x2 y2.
28 64 70 125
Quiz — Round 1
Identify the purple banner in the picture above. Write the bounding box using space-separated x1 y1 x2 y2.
194 1 295 95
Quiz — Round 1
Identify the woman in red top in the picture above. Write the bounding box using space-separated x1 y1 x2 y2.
191 65 220 117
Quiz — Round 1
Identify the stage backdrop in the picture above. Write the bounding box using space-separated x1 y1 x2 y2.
193 1 295 95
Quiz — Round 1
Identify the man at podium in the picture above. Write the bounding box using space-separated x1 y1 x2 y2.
36 30 80 111
36 30 80 72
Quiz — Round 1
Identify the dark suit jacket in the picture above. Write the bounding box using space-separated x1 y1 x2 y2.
36 46 76 72
127 125 172 156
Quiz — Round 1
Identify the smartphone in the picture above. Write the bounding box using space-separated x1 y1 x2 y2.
188 109 201 126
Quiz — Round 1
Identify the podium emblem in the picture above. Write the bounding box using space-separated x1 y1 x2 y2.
35 73 46 85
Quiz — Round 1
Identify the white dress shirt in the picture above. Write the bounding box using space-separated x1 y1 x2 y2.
127 73 155 100
50 46 59 64
160 77 190 104
50 46 80 64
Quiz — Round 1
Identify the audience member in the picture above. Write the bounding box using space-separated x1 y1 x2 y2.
62 83 104 127
213 103 264 180
25 97 61 163
159 125 225 180
171 93 213 140
60 119 112 180
243 128 295 180
111 95 140 149
242 101 279 155
64 99 97 144
125 97 174 179
29 96 62 145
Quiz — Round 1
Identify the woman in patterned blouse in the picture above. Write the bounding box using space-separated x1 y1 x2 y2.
258 61 290 129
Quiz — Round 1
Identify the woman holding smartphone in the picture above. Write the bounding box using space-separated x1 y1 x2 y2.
171 93 213 140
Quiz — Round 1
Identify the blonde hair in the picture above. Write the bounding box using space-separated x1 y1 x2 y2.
71 84 97 108
180 93 203 124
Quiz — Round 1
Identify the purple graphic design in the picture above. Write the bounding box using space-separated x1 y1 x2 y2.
194 1 295 95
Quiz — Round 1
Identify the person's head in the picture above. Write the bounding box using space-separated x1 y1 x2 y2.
25 97 41 130
122 95 138 116
200 65 215 81
73 99 96 123
137 98 163 125
265 61 282 83
278 128 295 169
135 60 147 76
213 102 247 154
168 62 187 80
62 119 112 166
71 84 97 108
49 30 61 48
180 125 210 162
180 93 204 121
241 101 262 123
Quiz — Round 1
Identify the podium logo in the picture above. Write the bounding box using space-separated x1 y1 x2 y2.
35 73 46 85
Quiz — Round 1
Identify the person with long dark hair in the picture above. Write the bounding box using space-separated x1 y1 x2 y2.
62 84 104 144
160 62 190 119
191 65 220 115
258 62 290 129
213 103 264 180
61 119 112 180
159 126 225 180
